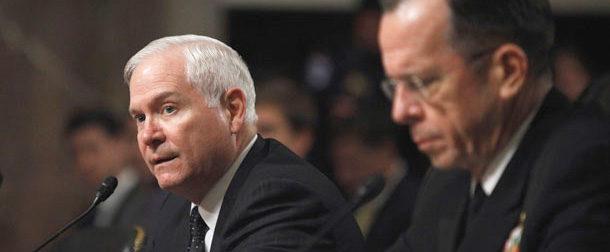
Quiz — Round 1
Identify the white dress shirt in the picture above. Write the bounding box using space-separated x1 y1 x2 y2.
473 103 542 197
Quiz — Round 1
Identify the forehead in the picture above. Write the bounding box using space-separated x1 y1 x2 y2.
130 50 185 89
379 0 451 76
128 50 195 109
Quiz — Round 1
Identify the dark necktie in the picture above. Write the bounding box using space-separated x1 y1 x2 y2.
188 207 209 252
466 182 487 229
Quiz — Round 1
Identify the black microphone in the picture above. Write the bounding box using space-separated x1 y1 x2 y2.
95 176 118 203
0 171 3 189
32 176 118 252
299 174 386 252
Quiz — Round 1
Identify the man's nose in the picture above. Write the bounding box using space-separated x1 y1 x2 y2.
139 119 166 148
392 85 423 125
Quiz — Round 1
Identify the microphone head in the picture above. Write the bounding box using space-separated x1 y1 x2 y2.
96 176 118 203
352 174 385 210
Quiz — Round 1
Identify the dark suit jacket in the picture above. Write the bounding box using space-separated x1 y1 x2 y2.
388 89 610 252
147 137 364 252
364 164 426 252
113 181 166 229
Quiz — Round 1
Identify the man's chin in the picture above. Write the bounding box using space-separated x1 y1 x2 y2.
155 175 182 191
157 181 177 191
429 153 460 170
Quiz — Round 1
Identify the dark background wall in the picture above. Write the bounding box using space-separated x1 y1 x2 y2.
228 11 610 83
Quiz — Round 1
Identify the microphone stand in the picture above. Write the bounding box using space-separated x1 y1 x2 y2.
298 175 385 252
32 176 117 252
32 197 101 252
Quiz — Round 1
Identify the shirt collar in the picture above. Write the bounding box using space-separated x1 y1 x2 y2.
190 134 257 245
473 103 542 197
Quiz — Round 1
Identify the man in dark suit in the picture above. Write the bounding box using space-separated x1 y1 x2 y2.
377 0 610 251
125 35 364 251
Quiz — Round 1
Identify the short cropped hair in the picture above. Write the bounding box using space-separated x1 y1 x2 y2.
256 77 317 132
64 109 123 138
380 0 555 79
124 35 258 123
331 104 394 147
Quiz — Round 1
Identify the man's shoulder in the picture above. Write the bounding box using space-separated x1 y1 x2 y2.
221 136 346 215
535 103 610 165
553 104 610 141
247 138 335 190
519 103 610 250
211 138 363 251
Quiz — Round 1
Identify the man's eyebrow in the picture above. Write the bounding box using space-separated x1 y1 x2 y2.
395 69 439 80
129 91 184 116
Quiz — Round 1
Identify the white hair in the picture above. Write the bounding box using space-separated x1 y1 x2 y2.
124 34 258 123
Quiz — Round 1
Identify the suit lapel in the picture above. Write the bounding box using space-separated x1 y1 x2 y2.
169 206 191 251
210 136 268 252
457 159 527 252
152 193 191 252
438 189 468 252
420 170 469 252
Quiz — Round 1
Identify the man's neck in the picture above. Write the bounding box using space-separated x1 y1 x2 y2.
234 124 257 157
472 79 551 180
186 128 256 203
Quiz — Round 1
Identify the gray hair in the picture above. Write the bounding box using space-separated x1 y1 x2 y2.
124 34 258 124
380 0 554 79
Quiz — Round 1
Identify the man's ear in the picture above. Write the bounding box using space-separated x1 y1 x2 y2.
223 88 247 134
488 43 528 99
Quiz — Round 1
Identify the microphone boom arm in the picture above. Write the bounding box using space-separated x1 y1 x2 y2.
298 174 385 252
32 197 100 252
32 176 118 252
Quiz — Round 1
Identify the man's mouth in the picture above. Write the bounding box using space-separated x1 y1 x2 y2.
413 136 439 153
152 156 177 165
414 137 433 146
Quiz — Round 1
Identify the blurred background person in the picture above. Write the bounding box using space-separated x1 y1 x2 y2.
552 41 594 103
584 74 610 114
255 77 318 159
552 41 610 113
304 0 384 105
330 106 426 252
301 0 390 180
63 108 159 228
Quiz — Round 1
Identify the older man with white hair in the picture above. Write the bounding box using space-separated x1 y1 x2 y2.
125 35 363 252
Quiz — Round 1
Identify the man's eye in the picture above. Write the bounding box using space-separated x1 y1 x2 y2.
135 115 145 123
163 106 176 114
420 76 439 87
